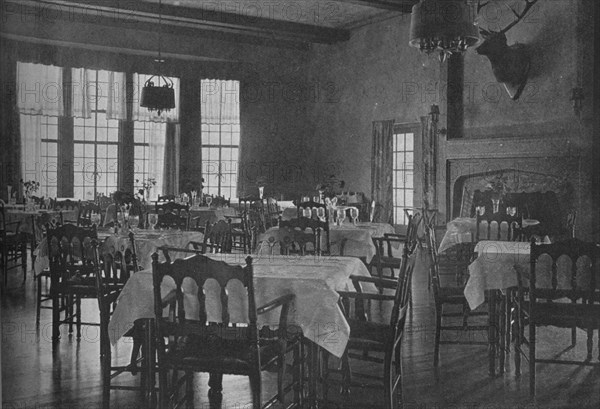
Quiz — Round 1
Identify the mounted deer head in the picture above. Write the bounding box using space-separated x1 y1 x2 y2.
476 0 539 100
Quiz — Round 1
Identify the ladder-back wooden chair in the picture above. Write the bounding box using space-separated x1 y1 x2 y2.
514 238 600 396
151 254 302 408
324 242 415 409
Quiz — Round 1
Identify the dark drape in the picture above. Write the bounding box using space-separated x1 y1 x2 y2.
371 120 395 224
163 123 180 195
0 40 22 200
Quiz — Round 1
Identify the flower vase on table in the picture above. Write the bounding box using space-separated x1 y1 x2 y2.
25 194 36 211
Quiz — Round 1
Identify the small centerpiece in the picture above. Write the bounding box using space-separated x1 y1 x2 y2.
135 177 156 203
485 174 510 214
316 175 345 203
256 176 268 200
20 179 40 210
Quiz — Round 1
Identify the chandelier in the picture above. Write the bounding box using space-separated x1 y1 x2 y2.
409 0 481 62
140 0 175 115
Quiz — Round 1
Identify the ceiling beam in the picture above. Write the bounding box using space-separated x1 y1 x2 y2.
4 0 350 44
332 0 417 13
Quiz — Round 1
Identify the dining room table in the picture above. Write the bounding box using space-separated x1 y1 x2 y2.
5 206 78 264
465 239 533 376
33 228 206 275
108 252 377 407
103 203 238 228
259 220 396 263
438 216 543 254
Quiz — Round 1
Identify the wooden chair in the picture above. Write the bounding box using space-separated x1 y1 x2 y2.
156 194 176 203
54 199 80 225
47 223 99 345
234 199 266 254
150 254 302 408
211 195 230 208
370 209 421 287
475 210 522 242
296 199 328 221
155 202 190 230
94 236 149 409
369 200 376 222
279 217 330 256
188 220 233 254
0 201 27 289
110 231 141 279
424 222 488 367
264 197 279 229
514 238 600 397
112 192 145 228
323 242 415 409
96 194 112 212
77 202 103 227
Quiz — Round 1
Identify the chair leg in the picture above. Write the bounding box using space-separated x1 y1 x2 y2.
2 246 8 288
52 292 60 345
321 350 329 403
249 369 261 409
514 296 521 377
383 356 393 409
158 369 169 409
340 350 351 395
293 342 302 406
395 343 403 408
36 274 42 326
76 296 82 339
529 323 536 397
587 328 593 360
68 295 74 334
101 350 111 409
277 350 286 406
434 305 442 367
185 371 194 409
21 240 27 283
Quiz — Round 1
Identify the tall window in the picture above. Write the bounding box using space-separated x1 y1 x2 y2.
39 116 59 197
73 69 119 200
17 62 177 199
17 62 63 197
133 121 166 200
393 125 415 225
200 79 240 199
19 114 59 198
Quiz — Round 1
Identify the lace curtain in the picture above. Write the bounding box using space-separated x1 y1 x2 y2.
200 79 240 125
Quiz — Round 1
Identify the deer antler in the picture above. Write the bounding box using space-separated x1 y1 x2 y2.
499 0 539 35
477 0 490 14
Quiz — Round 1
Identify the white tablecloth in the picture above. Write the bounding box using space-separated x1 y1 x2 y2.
6 209 76 240
103 230 205 270
104 204 237 227
464 240 531 310
34 230 204 274
438 217 475 254
259 222 395 262
108 254 376 358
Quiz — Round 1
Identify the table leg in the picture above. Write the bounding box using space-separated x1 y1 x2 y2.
499 293 506 375
305 337 322 409
143 318 156 408
488 290 497 376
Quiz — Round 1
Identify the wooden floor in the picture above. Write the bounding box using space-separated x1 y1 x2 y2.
2 252 599 409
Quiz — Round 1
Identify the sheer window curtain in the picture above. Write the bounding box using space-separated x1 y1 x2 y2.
200 79 240 196
371 120 395 225
200 79 240 125
17 62 63 186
